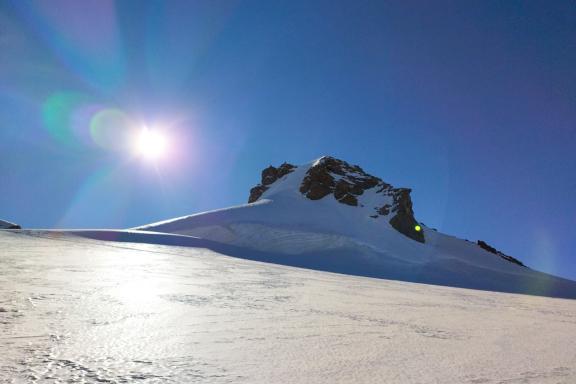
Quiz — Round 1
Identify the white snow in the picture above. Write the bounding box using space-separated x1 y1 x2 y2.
1 230 575 383
137 160 576 299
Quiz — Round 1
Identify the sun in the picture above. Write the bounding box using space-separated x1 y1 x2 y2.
134 128 169 160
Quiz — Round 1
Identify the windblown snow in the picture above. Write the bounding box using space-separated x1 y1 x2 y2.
1 230 576 383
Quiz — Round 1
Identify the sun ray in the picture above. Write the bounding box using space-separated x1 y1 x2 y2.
134 128 169 161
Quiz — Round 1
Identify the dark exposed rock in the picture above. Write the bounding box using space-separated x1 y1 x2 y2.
261 163 296 186
387 188 425 243
300 157 380 202
377 204 391 216
349 183 365 195
389 215 424 243
305 182 333 200
477 240 498 254
499 254 527 268
0 220 20 229
337 193 358 206
333 182 350 200
356 177 380 191
261 166 278 185
300 162 336 200
248 162 296 203
376 183 392 193
477 240 527 268
248 185 269 204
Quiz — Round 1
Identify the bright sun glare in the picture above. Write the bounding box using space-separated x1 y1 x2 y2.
134 128 168 161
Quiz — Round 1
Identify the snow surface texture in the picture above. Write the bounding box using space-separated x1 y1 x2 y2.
1 230 576 384
138 158 576 299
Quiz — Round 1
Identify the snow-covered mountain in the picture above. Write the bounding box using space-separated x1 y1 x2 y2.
2 157 575 382
138 156 576 299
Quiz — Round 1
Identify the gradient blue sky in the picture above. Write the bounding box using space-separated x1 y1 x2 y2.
0 1 574 279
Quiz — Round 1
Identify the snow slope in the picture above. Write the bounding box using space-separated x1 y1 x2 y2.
138 157 576 299
1 230 576 383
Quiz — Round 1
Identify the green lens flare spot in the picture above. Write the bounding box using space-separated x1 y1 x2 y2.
414 225 422 232
42 91 89 146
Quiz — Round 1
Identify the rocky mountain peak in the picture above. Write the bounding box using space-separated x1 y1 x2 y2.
248 156 425 243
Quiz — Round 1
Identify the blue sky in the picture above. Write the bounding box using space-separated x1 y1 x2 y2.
0 1 574 280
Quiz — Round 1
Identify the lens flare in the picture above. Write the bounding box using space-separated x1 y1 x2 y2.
90 108 134 151
134 128 169 161
415 225 422 232
13 0 126 92
42 91 91 147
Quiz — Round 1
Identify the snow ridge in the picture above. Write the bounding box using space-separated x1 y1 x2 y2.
135 156 576 299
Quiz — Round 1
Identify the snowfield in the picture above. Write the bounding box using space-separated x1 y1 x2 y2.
1 230 576 383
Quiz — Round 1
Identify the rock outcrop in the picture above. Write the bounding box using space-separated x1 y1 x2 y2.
248 163 296 203
299 157 381 206
388 188 425 243
477 240 526 267
0 219 20 229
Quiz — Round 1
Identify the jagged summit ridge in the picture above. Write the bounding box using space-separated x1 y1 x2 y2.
248 156 425 243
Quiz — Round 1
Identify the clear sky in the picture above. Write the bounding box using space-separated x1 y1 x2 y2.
0 1 574 279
